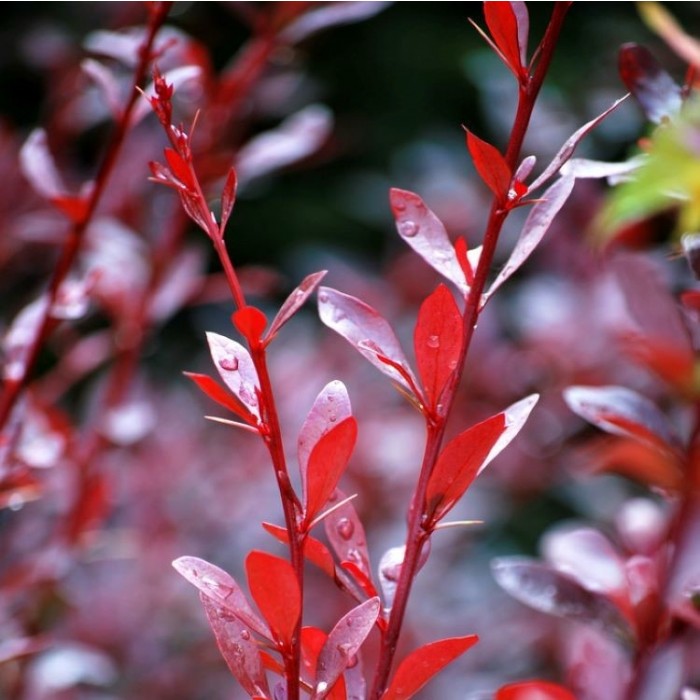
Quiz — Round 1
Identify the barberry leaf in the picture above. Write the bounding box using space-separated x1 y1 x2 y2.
563 385 679 452
233 306 268 347
200 594 271 698
486 174 575 301
491 557 635 647
172 556 271 639
262 522 336 579
466 130 512 201
220 167 238 234
496 680 577 700
246 551 301 648
484 2 523 76
184 372 258 425
265 271 328 344
315 598 380 698
382 634 479 700
318 287 420 397
389 189 468 295
304 417 358 525
414 284 463 412
206 332 261 422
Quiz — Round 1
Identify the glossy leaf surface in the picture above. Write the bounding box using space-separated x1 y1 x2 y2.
184 372 258 425
466 130 512 201
484 2 523 75
496 680 577 700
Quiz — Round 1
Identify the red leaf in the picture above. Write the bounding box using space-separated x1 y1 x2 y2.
265 270 328 344
484 2 523 75
172 556 271 639
246 551 301 648
318 287 419 397
304 417 358 524
200 594 271 698
262 522 336 580
164 147 194 189
298 381 352 499
220 167 238 234
233 306 268 347
465 130 512 201
389 189 468 295
382 635 478 700
184 372 258 424
414 284 463 412
425 395 538 525
496 680 577 700
316 598 380 698
207 332 261 422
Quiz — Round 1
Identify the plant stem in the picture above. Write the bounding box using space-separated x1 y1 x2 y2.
368 5 570 697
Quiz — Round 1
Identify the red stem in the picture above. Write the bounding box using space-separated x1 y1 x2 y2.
369 5 571 698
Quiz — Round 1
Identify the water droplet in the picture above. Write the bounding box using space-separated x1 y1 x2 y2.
241 630 251 640
336 517 354 540
316 681 329 694
345 618 354 628
393 200 406 212
337 642 353 656
427 334 440 349
328 413 337 423
399 220 419 238
347 548 362 565
232 643 243 658
318 292 329 303
219 357 239 371
347 654 358 668
448 359 458 370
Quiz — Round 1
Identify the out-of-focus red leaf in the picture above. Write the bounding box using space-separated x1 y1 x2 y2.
0 637 48 665
484 2 523 75
619 43 681 123
563 385 679 453
220 167 238 234
206 332 261 422
265 271 327 344
304 417 358 524
666 497 700 628
414 284 463 412
281 2 391 43
466 130 512 201
0 472 43 511
2 296 48 382
389 188 469 295
246 551 301 647
496 680 577 700
631 640 685 700
67 473 109 542
491 557 635 646
262 522 336 579
233 306 268 347
529 96 628 191
200 594 271 698
324 491 374 587
173 556 271 639
318 287 419 397
184 372 258 425
487 174 575 300
148 246 204 323
382 634 478 700
315 598 380 698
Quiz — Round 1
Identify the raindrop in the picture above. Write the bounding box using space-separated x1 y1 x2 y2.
241 630 251 641
393 200 406 212
318 292 329 303
328 413 337 423
427 334 440 349
346 548 362 565
337 642 353 656
316 681 329 694
8 493 25 511
346 654 358 669
345 618 354 628
336 517 354 540
399 220 419 238
219 357 239 371
381 563 401 582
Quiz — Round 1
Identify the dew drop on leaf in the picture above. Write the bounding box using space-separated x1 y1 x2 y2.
219 357 239 371
241 630 251 640
346 654 358 669
399 220 419 238
336 517 355 540
427 334 440 349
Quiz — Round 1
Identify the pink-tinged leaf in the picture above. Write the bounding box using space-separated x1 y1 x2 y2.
541 525 627 597
563 385 679 452
632 641 685 700
378 544 430 610
315 598 380 698
184 372 258 425
172 556 271 639
666 498 700 628
220 167 238 234
389 189 468 295
414 284 463 412
305 417 358 524
529 96 628 191
206 332 261 422
148 246 205 323
484 2 523 75
515 154 536 182
511 2 529 66
200 594 271 698
281 2 391 43
318 287 419 396
2 296 49 382
425 414 505 526
383 634 479 700
235 105 332 184
619 44 682 124
81 58 122 119
560 156 643 181
496 680 577 700
263 522 336 580
233 306 268 347
265 271 328 344
487 174 575 300
491 557 635 646
324 491 374 586
300 627 348 700
246 551 301 648
466 130 512 201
